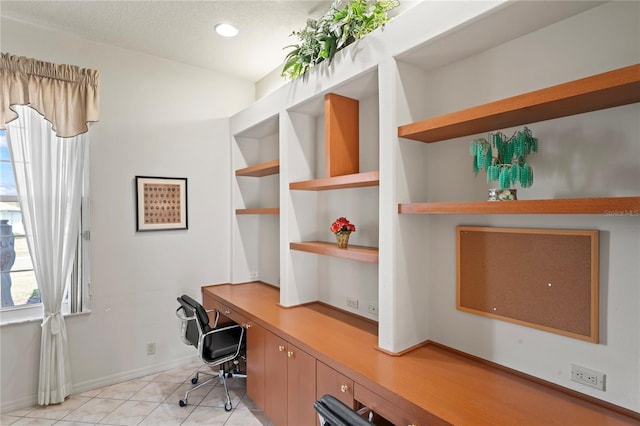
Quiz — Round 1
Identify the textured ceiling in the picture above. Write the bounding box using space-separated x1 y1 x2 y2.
0 0 338 82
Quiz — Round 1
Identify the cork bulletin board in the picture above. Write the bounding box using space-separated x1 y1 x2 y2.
135 176 188 231
457 226 599 343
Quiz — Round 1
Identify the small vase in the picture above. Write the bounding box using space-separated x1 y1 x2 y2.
488 188 517 201
335 232 350 249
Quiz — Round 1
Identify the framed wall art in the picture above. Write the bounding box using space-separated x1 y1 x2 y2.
135 176 188 231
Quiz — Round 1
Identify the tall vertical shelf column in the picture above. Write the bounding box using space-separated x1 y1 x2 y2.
231 115 281 286
282 69 381 320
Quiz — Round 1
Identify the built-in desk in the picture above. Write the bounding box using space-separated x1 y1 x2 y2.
202 282 639 425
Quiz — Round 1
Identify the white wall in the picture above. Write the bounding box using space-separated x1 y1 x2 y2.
0 17 255 410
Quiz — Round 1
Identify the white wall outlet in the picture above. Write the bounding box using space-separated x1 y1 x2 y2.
249 272 259 281
347 297 359 309
367 303 378 315
146 342 156 356
571 364 605 391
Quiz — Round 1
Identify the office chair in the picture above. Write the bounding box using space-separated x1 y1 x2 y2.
176 294 246 411
314 394 375 426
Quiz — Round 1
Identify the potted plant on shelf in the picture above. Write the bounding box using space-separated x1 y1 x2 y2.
282 0 400 80
331 217 356 248
470 127 539 201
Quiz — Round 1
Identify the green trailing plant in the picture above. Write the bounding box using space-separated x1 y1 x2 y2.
282 0 400 80
470 127 539 190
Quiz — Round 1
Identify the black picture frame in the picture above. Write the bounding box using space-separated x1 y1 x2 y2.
135 176 188 231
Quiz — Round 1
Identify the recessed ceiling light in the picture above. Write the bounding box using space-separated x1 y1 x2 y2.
215 23 239 38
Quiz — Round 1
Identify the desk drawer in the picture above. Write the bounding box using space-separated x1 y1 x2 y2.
202 293 249 328
355 383 443 426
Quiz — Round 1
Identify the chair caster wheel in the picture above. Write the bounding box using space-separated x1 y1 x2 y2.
191 377 198 384
225 402 232 411
179 399 187 407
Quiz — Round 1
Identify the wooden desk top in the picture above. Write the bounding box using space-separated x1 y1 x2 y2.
202 282 639 425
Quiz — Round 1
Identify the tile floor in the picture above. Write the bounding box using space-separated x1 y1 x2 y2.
1 362 273 426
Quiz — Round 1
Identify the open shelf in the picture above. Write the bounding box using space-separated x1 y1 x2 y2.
398 64 640 143
236 208 280 215
289 171 379 191
236 159 280 177
398 197 640 215
290 241 379 263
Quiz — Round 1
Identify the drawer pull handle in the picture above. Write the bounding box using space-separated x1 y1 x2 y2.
224 310 231 315
340 385 349 393
278 345 285 352
287 351 294 358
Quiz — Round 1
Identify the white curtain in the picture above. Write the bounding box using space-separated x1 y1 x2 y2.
6 105 87 405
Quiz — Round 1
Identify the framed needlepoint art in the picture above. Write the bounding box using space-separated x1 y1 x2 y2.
135 176 188 231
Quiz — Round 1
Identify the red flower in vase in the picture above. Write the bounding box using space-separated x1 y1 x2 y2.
331 217 356 235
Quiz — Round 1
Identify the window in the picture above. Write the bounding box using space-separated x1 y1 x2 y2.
0 128 91 323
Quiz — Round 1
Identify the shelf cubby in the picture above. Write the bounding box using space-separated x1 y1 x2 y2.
398 197 640 215
289 171 379 191
235 159 280 177
290 241 379 263
397 64 640 144
236 208 280 215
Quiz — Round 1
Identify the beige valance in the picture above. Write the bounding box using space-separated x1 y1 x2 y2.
1 52 99 137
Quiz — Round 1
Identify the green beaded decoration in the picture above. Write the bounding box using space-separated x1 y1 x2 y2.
470 127 538 190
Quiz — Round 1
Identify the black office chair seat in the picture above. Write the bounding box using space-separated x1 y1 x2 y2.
314 394 375 426
202 326 245 361
176 294 246 411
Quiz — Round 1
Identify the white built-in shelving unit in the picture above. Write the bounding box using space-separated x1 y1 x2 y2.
228 0 640 412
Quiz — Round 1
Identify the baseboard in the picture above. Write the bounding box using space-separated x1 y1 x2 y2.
0 355 198 413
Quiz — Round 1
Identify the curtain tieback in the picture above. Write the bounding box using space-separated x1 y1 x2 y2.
42 312 62 334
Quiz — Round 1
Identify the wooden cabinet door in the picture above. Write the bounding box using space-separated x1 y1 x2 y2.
264 331 288 426
316 361 354 408
286 344 317 426
246 323 265 409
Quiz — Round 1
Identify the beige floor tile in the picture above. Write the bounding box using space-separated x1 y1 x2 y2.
129 382 180 403
98 401 158 426
22 397 91 421
153 367 197 384
61 398 124 424
5 408 35 417
236 395 261 411
55 421 97 426
7 418 56 426
0 415 21 426
95 380 148 400
224 407 272 426
180 406 231 426
198 386 245 409
166 383 214 407
138 402 195 426
75 389 102 398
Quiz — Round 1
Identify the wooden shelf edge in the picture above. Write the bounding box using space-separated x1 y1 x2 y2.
236 208 280 215
235 159 280 177
398 64 640 143
289 171 379 191
290 241 379 263
398 197 640 215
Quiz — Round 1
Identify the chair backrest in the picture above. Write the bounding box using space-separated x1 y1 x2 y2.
177 294 211 347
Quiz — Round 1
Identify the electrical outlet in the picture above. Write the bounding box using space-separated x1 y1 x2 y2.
571 364 605 391
249 272 259 281
146 342 156 356
347 297 359 309
367 303 378 315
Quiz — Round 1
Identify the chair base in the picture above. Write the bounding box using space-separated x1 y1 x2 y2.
179 361 247 411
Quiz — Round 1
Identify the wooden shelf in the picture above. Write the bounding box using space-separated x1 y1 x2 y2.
289 171 379 191
398 64 640 143
290 241 379 263
236 208 280 215
398 197 640 215
236 159 279 177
